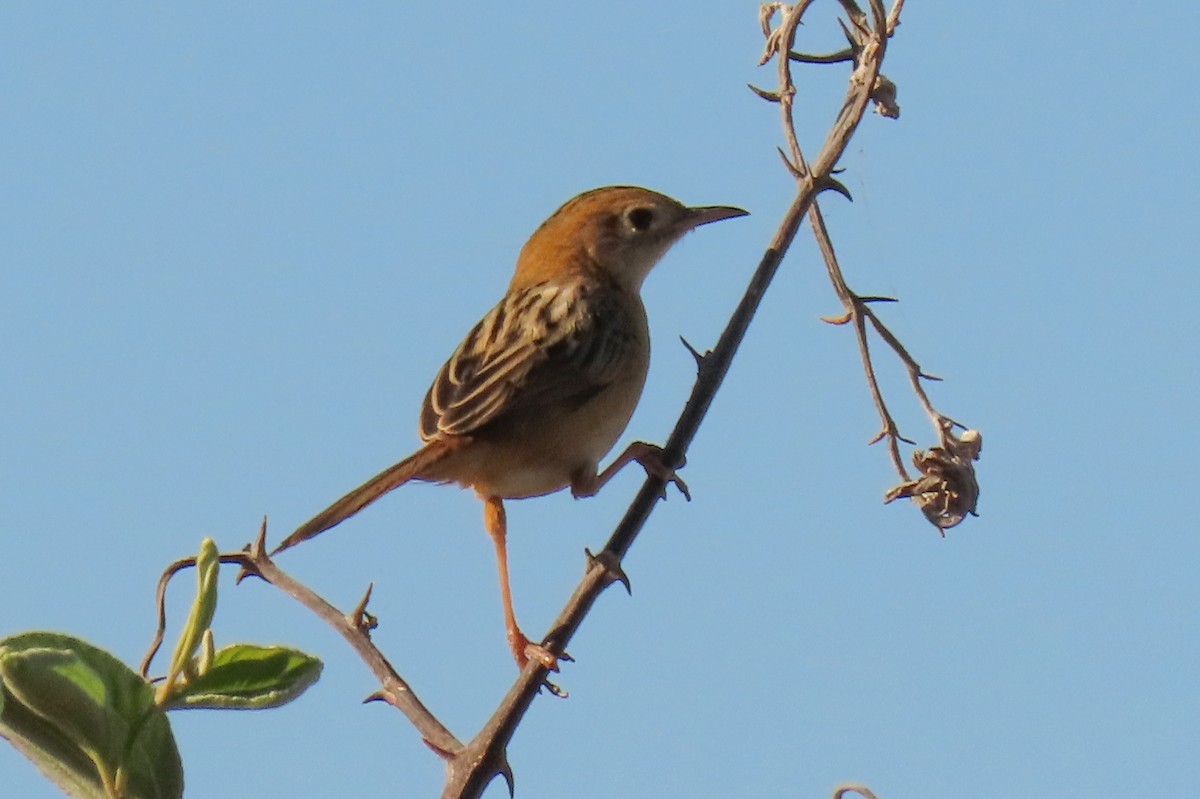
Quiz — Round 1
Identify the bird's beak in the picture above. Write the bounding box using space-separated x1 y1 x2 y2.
685 204 749 228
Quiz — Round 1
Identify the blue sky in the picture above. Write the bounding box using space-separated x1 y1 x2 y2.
3 3 1198 798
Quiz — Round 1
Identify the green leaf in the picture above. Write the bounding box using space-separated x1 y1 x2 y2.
0 632 184 799
165 644 322 710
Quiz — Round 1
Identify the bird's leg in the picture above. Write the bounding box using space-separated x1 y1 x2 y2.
482 495 557 670
572 441 690 501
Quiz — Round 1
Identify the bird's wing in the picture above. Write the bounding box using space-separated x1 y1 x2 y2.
420 280 637 439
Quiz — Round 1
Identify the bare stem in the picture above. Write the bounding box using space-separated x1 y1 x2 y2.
440 3 894 796
788 0 980 533
141 519 462 756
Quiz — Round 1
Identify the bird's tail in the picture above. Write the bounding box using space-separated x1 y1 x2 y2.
273 442 454 555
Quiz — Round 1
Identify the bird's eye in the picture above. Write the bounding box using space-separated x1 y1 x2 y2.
626 207 655 233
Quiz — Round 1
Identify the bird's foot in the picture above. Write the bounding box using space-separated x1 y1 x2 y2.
508 629 562 671
631 443 691 501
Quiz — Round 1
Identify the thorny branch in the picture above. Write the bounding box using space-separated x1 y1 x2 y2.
140 3 970 797
141 519 461 756
757 0 982 532
441 2 920 797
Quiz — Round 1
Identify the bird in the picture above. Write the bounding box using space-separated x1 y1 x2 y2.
274 186 747 669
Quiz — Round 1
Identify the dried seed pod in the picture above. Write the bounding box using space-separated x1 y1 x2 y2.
884 428 982 531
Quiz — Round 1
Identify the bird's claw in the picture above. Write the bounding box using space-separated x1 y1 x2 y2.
523 642 560 672
639 452 690 501
667 473 691 501
653 473 690 501
509 629 563 672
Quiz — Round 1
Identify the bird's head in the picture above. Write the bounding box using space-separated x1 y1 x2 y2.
514 186 747 293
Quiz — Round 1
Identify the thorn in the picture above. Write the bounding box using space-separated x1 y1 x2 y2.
776 147 804 179
541 679 569 699
819 176 854 202
348 583 378 632
838 14 870 48
586 548 632 595
236 521 270 585
255 516 269 557
362 690 390 705
788 49 855 65
919 372 944 382
837 18 857 48
747 83 782 102
679 335 707 369
558 650 576 664
356 582 374 611
858 295 898 304
867 430 887 445
669 473 692 502
899 434 917 446
945 414 969 431
497 754 515 798
234 562 253 585
821 311 853 325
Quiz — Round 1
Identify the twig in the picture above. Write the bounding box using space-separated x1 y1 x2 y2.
789 0 904 64
772 1 914 481
439 3 894 797
141 519 462 756
777 0 981 531
834 785 881 799
139 552 261 678
813 201 914 478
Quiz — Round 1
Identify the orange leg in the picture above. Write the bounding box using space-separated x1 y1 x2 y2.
571 441 690 500
482 496 556 670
